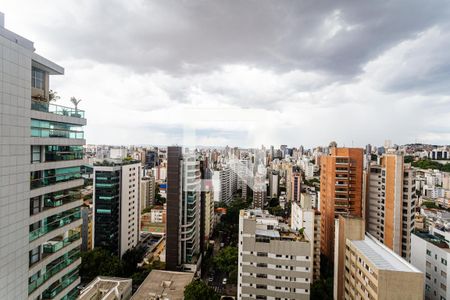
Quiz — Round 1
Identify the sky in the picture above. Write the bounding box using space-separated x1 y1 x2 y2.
2 0 450 148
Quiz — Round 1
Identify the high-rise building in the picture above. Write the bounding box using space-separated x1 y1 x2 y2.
212 167 232 204
140 174 156 210
334 216 423 300
238 209 312 300
252 172 266 209
93 160 141 257
291 170 302 203
0 15 87 299
365 153 416 259
81 204 93 252
268 170 280 199
166 147 201 272
291 201 321 281
320 147 364 260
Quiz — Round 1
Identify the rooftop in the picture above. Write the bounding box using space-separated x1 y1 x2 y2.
79 276 132 300
131 270 194 300
351 235 421 273
414 231 450 249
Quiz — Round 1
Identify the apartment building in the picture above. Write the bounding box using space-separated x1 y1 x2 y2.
320 147 364 260
166 147 201 273
268 170 279 199
238 209 312 300
140 174 155 210
0 15 87 300
92 160 140 257
411 229 450 300
291 170 302 203
81 204 93 252
212 166 232 204
334 216 423 300
291 201 321 281
365 153 416 259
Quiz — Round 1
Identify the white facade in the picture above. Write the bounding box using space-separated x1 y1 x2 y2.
0 16 85 300
411 232 450 300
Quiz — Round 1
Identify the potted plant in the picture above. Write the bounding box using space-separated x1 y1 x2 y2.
70 97 82 117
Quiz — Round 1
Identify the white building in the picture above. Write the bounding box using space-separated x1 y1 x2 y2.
238 209 313 300
411 230 450 300
0 14 85 299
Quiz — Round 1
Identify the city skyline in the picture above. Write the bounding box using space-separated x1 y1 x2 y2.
2 1 449 147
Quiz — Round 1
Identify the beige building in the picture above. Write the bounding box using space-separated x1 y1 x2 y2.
140 174 156 210
334 216 424 300
365 153 416 259
78 276 132 300
238 209 312 300
291 200 321 281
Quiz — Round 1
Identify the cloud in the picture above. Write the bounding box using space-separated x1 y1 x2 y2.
1 0 449 147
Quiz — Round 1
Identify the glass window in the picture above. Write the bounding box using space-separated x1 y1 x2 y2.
32 67 45 89
31 119 84 139
30 196 41 215
29 246 40 266
31 146 41 163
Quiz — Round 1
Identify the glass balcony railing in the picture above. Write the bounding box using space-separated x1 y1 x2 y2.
61 286 79 300
31 172 82 189
43 232 81 254
28 249 81 295
29 209 81 242
32 100 85 119
44 192 82 208
42 268 79 299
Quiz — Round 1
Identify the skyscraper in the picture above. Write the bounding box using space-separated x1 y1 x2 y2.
92 160 141 257
166 147 201 272
291 170 302 203
365 153 416 259
320 147 364 260
0 15 86 299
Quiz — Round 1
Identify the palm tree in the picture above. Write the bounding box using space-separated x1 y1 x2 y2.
70 97 82 114
49 90 60 102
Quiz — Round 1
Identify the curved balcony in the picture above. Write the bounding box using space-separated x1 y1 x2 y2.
29 209 81 242
32 99 85 119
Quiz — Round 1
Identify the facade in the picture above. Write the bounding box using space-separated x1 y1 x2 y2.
365 153 416 259
238 209 313 300
0 16 87 300
140 174 155 210
334 216 423 300
213 167 232 204
93 161 140 257
411 230 450 300
78 276 132 300
320 147 364 260
81 204 93 251
268 170 280 199
291 171 302 203
166 147 201 272
253 172 267 209
291 201 321 281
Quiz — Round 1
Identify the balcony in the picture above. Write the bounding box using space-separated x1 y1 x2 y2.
28 249 81 295
42 268 79 299
43 191 82 209
31 170 81 190
29 209 81 242
32 99 85 119
61 286 79 300
43 231 81 255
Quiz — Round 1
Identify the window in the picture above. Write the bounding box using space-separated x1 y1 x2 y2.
30 196 41 215
32 67 45 89
29 246 40 266
31 146 41 163
427 250 432 256
442 258 448 266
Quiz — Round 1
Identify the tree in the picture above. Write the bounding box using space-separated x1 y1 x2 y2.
120 246 146 276
184 280 219 300
214 246 238 275
404 155 414 163
80 248 121 284
70 96 82 113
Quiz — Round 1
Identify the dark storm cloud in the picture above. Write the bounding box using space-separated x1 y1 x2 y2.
38 0 450 78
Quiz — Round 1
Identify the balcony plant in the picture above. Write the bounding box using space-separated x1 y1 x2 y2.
70 96 82 117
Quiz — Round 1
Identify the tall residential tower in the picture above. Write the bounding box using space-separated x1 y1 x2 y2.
0 15 86 300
